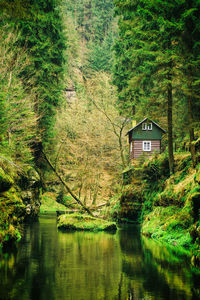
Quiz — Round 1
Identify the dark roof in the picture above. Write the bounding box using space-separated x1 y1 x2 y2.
126 117 166 136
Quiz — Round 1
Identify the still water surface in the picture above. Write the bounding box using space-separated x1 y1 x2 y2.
0 215 200 300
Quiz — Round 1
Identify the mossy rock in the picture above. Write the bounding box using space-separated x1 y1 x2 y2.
0 168 13 192
0 188 25 218
57 214 117 232
0 186 25 246
16 167 41 190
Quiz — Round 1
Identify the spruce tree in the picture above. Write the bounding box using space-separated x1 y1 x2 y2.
16 0 65 146
178 0 200 166
113 0 200 171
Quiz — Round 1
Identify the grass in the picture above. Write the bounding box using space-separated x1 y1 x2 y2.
57 213 117 232
142 206 193 249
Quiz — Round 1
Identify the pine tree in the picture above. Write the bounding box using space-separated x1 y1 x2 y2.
113 0 200 171
0 26 37 164
178 0 200 166
62 0 115 74
16 0 66 145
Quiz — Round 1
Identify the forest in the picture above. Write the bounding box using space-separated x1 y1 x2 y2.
0 0 200 268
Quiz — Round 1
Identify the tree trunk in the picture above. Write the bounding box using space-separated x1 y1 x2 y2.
167 72 174 174
74 0 77 27
188 70 196 167
119 131 126 168
188 95 196 167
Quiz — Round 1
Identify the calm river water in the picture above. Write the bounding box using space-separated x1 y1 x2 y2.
0 215 200 300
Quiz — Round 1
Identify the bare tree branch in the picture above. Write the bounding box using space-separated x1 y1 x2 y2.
89 97 129 167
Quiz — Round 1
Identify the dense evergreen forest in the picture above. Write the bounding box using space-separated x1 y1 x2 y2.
0 0 200 265
113 0 200 173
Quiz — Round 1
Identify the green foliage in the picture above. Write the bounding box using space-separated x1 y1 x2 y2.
0 175 25 246
0 169 13 193
63 0 114 43
113 0 200 170
1 0 65 148
16 0 65 144
63 0 116 74
122 166 134 184
40 192 67 213
139 191 156 222
0 26 38 165
175 155 192 172
86 29 115 73
141 153 170 186
56 190 75 208
142 206 193 248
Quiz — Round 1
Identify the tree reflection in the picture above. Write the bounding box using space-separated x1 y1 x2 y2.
0 217 200 300
118 226 200 299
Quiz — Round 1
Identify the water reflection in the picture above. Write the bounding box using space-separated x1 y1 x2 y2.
0 216 200 300
118 226 200 299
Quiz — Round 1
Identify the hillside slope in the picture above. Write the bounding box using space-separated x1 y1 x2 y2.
113 153 200 265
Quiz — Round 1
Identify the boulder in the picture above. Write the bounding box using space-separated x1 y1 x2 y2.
57 214 117 232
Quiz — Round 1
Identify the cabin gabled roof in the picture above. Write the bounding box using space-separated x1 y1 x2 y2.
126 117 166 136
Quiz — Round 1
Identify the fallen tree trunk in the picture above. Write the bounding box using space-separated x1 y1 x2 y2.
42 151 94 217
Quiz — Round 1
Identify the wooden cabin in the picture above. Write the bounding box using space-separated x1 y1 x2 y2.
126 118 166 159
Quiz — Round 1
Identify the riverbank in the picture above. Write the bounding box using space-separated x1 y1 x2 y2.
112 153 200 265
0 165 41 248
1 151 200 266
40 192 68 214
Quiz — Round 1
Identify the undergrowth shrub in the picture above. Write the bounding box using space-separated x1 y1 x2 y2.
175 155 192 172
141 152 170 188
139 191 157 222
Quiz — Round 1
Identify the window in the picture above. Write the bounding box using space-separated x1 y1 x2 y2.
142 123 147 130
143 141 151 151
147 123 152 130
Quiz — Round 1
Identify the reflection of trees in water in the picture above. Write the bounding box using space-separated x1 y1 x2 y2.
1 220 200 300
1 216 122 300
0 220 39 300
0 218 59 300
142 237 200 299
118 226 200 300
55 230 122 300
119 226 142 255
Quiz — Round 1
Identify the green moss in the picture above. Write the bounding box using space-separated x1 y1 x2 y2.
0 168 14 192
57 214 117 232
40 192 67 213
142 206 193 248
0 183 25 246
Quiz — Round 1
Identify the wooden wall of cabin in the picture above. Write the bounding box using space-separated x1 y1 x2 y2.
130 140 161 159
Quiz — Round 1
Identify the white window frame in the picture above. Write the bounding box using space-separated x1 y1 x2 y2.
147 123 152 130
142 123 147 130
143 141 151 152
